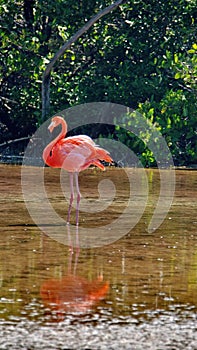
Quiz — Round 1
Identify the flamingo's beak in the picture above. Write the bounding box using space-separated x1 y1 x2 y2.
48 121 55 133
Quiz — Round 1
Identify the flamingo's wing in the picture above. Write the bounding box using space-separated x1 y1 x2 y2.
58 136 96 157
51 135 112 172
52 137 95 172
62 135 97 146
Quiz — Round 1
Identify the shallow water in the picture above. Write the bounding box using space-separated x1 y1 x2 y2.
0 164 197 349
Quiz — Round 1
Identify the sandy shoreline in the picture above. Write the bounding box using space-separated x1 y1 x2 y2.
1 315 197 350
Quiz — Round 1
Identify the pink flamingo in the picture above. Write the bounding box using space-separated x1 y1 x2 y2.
43 116 113 225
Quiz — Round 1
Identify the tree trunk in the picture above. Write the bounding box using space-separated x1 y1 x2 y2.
42 0 124 120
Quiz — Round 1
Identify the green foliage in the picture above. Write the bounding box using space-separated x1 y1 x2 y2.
137 89 197 166
0 0 196 166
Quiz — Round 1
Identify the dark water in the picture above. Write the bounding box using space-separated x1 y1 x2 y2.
0 164 197 349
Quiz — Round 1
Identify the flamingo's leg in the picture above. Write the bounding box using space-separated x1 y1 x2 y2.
75 172 81 226
67 172 74 224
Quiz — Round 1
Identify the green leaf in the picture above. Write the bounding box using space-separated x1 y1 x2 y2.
175 72 181 79
174 53 178 63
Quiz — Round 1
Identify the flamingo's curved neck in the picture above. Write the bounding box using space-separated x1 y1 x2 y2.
53 119 67 144
43 119 67 164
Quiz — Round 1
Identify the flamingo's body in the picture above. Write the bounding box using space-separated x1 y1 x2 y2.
43 116 113 224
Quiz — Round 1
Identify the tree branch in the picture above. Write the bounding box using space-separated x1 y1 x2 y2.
42 0 124 120
0 136 31 148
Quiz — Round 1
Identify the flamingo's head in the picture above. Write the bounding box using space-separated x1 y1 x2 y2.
48 116 65 133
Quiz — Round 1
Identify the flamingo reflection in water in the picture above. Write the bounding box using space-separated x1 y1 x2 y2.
40 225 109 320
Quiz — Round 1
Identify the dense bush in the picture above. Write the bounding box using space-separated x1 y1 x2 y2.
0 0 196 166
